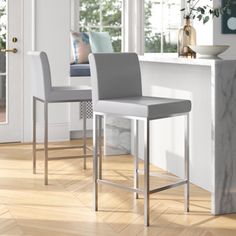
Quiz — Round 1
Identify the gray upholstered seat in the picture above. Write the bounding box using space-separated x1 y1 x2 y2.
95 96 191 119
89 53 191 118
29 51 91 103
48 86 91 102
28 51 92 185
89 52 191 227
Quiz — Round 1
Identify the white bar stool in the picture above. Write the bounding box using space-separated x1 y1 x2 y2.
89 53 191 226
28 51 92 185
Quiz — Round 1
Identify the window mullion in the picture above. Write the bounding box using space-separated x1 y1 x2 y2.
76 0 123 52
144 0 182 54
161 0 164 53
99 0 103 31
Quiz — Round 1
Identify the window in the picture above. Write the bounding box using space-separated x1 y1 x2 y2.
77 0 123 52
144 0 182 53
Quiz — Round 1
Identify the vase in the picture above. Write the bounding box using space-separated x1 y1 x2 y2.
178 17 196 58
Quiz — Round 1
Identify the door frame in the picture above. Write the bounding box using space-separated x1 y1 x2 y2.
31 0 36 51
19 0 24 142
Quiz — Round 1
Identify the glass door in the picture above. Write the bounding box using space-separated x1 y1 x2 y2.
0 0 7 123
0 0 22 142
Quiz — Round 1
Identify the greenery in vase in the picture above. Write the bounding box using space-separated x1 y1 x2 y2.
181 0 233 24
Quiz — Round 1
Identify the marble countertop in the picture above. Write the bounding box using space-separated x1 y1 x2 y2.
139 55 236 66
141 57 236 215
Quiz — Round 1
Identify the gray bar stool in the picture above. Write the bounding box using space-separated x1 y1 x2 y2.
89 53 191 226
28 51 92 185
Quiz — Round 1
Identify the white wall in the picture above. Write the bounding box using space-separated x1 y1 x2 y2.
23 0 71 142
193 19 214 45
193 0 214 45
213 0 236 59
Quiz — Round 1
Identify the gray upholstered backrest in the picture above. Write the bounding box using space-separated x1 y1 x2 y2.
89 53 142 103
28 51 52 100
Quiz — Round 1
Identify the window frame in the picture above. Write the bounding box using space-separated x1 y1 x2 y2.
71 0 124 52
143 0 185 54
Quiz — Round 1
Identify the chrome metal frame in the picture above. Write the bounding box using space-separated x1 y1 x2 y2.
184 114 190 212
93 114 99 211
93 112 190 227
32 96 92 185
83 102 87 169
134 120 139 199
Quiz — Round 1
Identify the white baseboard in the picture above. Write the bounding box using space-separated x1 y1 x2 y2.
36 122 70 142
70 130 93 139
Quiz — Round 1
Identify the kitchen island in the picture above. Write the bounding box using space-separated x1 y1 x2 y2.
139 55 236 215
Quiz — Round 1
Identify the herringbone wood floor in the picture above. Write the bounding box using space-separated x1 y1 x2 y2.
0 141 235 236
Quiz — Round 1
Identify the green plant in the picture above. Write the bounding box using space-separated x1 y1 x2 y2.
181 0 233 24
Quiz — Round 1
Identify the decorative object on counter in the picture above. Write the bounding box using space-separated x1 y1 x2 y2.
222 0 236 34
178 0 233 58
189 45 229 58
178 16 196 58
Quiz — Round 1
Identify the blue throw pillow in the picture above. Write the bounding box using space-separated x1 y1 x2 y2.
70 31 91 64
89 32 114 53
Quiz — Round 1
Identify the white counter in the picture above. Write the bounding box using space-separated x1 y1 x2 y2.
139 55 216 66
139 56 236 215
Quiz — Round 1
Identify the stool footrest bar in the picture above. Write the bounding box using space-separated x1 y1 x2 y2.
97 179 143 194
36 145 86 151
48 154 93 161
86 146 93 152
149 180 188 194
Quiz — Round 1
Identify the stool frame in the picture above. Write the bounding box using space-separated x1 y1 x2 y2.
33 96 93 185
93 112 190 227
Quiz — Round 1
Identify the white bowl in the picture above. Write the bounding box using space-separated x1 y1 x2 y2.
189 45 229 58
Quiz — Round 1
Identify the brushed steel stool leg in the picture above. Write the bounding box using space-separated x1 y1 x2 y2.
44 102 48 185
134 119 139 199
83 102 87 170
93 114 99 211
33 97 37 174
98 115 102 180
184 114 190 212
144 119 150 227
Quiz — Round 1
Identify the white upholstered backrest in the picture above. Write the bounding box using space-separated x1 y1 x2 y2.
89 53 142 103
28 51 52 101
